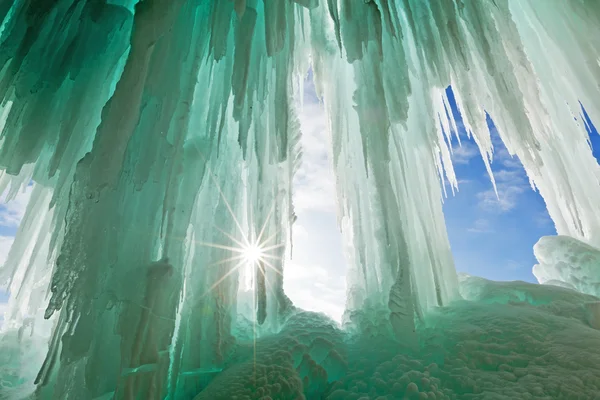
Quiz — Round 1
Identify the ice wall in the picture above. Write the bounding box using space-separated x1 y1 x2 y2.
308 2 460 340
308 0 600 298
1 0 306 398
309 0 600 325
0 0 599 398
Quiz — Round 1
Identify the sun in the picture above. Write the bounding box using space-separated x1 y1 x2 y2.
243 243 264 265
189 157 285 297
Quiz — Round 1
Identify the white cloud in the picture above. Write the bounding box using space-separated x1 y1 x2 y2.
468 218 494 233
476 184 526 212
451 124 532 215
284 74 347 321
291 223 309 241
475 164 530 213
284 214 347 321
451 141 479 165
285 260 329 281
469 125 535 214
499 156 523 170
476 141 531 215
284 259 346 321
293 82 336 214
494 168 523 183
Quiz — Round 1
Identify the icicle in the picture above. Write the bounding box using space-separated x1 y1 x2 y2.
309 0 459 338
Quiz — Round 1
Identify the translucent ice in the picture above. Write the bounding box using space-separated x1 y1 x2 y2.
0 0 599 398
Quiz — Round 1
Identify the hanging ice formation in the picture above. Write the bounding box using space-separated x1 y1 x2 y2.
0 0 599 398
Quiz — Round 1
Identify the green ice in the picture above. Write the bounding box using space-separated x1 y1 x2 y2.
0 0 599 399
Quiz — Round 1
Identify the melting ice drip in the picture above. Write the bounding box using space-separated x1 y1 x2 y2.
0 0 599 399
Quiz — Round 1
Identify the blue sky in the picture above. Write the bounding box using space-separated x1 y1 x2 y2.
0 78 598 322
443 88 553 283
443 89 600 283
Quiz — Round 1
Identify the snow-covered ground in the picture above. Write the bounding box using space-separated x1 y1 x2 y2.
195 276 600 399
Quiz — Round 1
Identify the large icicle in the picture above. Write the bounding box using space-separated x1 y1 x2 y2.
309 0 600 298
0 0 306 397
309 0 460 339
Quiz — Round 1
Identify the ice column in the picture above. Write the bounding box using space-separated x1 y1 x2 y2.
0 0 308 398
308 0 459 340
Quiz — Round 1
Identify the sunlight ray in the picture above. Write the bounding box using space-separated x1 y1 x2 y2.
213 181 248 245
206 254 246 268
196 241 247 253
213 224 247 249
256 203 275 245
259 258 283 277
190 142 249 245
257 228 282 248
202 258 247 297
260 243 286 252
260 264 277 297
257 252 283 261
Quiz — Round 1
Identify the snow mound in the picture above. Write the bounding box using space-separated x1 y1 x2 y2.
194 278 600 399
534 235 600 297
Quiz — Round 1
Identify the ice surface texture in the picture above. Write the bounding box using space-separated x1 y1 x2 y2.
0 0 599 399
194 277 600 399
534 235 600 298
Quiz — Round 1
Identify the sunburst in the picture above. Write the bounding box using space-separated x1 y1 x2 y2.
187 143 289 379
196 164 285 298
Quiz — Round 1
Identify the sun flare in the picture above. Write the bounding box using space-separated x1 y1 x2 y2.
243 243 264 265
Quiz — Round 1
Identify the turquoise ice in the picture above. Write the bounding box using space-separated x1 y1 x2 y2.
0 1 599 399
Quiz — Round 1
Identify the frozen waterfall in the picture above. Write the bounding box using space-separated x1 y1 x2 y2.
0 0 600 399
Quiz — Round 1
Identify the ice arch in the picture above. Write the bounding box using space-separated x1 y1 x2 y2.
0 0 599 398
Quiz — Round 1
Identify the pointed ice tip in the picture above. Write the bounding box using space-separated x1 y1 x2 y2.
491 179 499 199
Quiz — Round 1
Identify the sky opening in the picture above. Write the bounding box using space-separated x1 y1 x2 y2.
283 76 600 319
283 72 347 322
